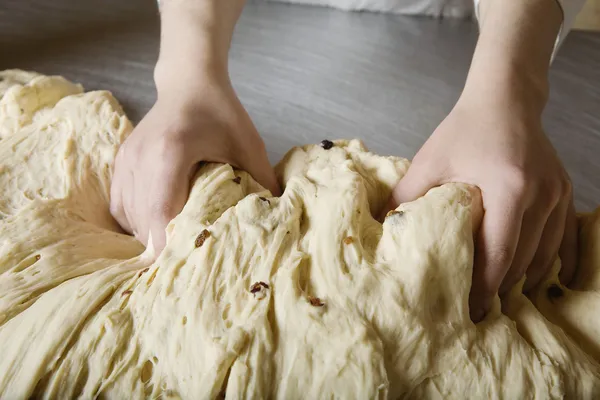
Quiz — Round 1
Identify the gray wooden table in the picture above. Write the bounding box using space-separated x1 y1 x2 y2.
1 0 599 210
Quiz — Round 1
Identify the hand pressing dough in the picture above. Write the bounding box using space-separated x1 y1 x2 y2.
1 70 600 399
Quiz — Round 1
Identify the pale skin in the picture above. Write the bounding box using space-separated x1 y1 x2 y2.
110 0 578 322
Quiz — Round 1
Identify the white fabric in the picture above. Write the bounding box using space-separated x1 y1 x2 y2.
266 0 474 17
268 0 586 52
473 0 588 54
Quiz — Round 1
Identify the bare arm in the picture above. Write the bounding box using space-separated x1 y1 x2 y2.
154 0 247 93
466 0 562 112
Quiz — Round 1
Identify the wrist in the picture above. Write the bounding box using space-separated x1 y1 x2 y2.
461 60 549 117
153 66 242 127
153 55 230 98
461 0 563 116
154 0 245 93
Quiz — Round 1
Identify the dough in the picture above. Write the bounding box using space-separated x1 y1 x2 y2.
1 70 600 399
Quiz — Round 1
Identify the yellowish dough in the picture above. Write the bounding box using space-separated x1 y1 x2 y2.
1 70 600 399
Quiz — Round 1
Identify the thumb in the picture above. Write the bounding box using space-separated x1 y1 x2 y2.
380 166 439 219
147 163 193 255
251 165 281 197
242 149 282 197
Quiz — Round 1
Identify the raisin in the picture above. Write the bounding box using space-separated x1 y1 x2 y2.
122 290 133 296
250 281 269 300
250 281 269 293
138 267 149 277
308 296 325 307
547 284 564 300
146 268 159 286
386 210 404 218
232 177 241 184
320 140 334 150
195 229 211 248
259 197 271 205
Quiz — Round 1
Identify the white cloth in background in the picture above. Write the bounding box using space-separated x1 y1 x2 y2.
266 0 474 17
472 0 587 50
267 0 587 49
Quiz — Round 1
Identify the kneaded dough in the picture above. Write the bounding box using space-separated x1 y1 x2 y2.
1 70 600 399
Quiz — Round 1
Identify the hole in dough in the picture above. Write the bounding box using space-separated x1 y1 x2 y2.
141 360 153 383
222 305 232 329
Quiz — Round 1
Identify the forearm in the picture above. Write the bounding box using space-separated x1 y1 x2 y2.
154 0 246 92
463 0 562 114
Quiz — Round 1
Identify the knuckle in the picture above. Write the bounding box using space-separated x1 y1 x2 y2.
157 134 187 160
537 179 562 206
560 176 573 198
501 167 528 197
536 173 572 207
149 201 176 220
109 201 121 218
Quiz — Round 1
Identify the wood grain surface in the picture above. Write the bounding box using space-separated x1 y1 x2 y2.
1 0 599 210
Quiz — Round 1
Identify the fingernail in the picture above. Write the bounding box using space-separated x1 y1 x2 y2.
470 307 485 323
378 198 397 222
470 298 490 323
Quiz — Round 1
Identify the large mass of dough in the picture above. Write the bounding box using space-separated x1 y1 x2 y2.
1 71 600 399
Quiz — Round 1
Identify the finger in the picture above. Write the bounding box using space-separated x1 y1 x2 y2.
522 199 568 292
132 170 150 247
247 161 281 197
146 160 192 254
470 196 524 322
379 165 440 219
499 205 553 294
242 144 281 196
558 195 578 285
109 158 133 235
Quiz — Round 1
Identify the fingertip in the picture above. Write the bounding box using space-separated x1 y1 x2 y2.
377 197 397 222
471 199 522 310
470 307 485 323
558 246 577 286
382 168 438 219
146 206 178 255
559 204 578 287
150 225 167 256
466 186 484 234
390 172 419 206
109 183 133 235
267 177 282 197
469 293 491 323
255 167 282 197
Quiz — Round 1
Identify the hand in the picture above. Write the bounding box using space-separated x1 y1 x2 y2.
110 77 280 254
386 96 578 322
